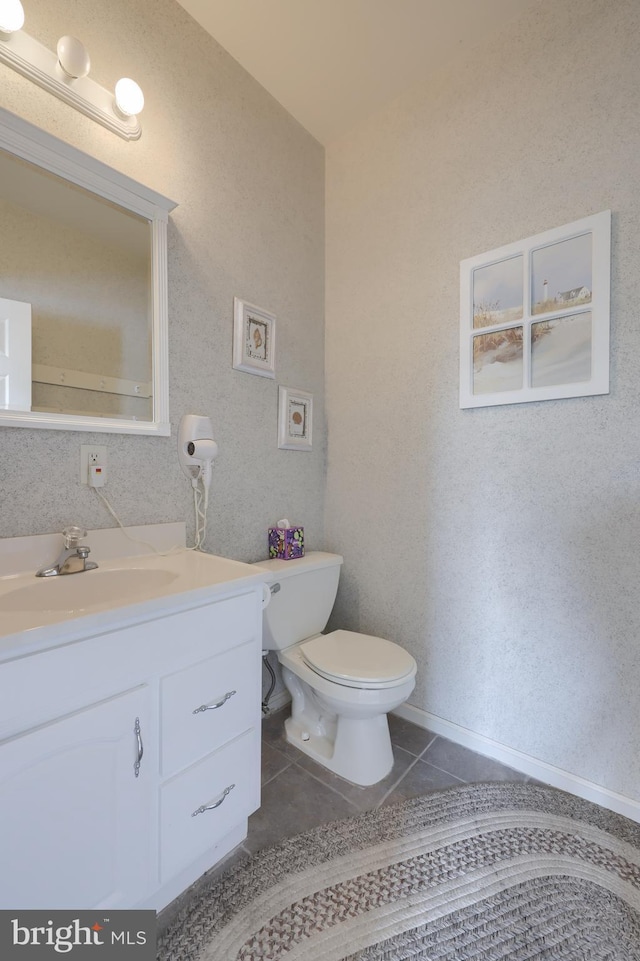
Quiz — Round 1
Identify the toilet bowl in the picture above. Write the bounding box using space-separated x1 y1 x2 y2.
253 552 417 786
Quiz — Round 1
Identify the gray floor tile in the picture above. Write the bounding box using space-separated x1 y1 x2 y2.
245 762 359 853
261 741 292 785
294 746 418 811
423 736 528 783
388 714 436 756
382 759 465 806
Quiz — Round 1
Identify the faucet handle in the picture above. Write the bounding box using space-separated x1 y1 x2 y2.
62 526 87 548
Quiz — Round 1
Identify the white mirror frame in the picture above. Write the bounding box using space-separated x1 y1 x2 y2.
0 107 177 435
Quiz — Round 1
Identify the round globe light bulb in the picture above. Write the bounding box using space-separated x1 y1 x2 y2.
0 0 25 34
56 35 91 79
114 78 144 118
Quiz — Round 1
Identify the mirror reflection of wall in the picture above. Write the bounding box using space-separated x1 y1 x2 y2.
0 148 152 421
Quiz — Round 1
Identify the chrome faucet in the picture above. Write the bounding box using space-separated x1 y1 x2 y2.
36 527 99 577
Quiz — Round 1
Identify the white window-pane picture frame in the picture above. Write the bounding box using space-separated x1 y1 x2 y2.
232 297 276 378
278 386 313 450
459 210 611 408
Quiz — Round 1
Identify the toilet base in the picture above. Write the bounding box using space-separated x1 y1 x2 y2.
276 643 415 787
284 711 394 786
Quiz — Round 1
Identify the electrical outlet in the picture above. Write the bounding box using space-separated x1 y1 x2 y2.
80 444 107 484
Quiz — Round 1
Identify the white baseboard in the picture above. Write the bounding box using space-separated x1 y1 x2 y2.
393 703 640 823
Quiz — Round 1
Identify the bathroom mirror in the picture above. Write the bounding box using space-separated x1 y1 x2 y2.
0 107 177 435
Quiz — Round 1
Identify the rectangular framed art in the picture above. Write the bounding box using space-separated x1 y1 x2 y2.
233 297 276 378
459 210 611 408
278 386 313 450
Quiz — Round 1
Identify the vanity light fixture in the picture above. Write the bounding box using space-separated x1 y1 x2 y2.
56 35 90 80
0 1 144 140
0 0 24 35
114 78 144 119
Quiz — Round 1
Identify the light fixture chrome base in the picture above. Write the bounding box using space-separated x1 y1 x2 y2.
0 29 141 140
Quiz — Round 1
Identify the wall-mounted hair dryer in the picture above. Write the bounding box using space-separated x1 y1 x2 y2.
178 414 219 490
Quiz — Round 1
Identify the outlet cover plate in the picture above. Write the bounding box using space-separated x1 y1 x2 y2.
80 444 107 484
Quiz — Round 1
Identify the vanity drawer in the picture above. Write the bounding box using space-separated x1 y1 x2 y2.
0 592 258 740
159 729 259 882
160 640 258 776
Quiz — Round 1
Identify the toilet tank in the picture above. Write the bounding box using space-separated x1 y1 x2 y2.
253 551 343 651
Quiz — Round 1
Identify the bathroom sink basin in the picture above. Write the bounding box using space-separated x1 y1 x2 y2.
0 538 267 659
0 568 180 614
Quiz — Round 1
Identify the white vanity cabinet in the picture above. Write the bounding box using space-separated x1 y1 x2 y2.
0 581 263 912
0 686 153 910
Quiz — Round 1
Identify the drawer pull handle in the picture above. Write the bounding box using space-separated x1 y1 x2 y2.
191 783 235 817
192 690 237 714
134 716 144 778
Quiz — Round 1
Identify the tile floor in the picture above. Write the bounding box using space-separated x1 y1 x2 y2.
247 708 529 852
158 707 529 931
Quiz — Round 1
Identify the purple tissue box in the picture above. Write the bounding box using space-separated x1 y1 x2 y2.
268 525 304 560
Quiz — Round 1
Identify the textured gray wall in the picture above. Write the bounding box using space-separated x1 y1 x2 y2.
325 0 640 800
0 0 325 561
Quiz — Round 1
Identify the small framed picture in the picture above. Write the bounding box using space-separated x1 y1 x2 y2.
278 386 313 451
232 297 276 378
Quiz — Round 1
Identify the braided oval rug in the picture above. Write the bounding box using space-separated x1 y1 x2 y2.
158 782 640 961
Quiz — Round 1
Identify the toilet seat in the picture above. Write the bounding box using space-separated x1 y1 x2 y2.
299 629 416 690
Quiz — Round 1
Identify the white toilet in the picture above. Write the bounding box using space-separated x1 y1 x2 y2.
253 551 417 786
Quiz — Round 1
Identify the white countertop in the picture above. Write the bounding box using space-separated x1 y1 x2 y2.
0 524 267 663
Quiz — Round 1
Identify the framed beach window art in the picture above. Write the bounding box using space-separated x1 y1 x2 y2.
459 210 611 408
278 386 313 450
233 297 276 378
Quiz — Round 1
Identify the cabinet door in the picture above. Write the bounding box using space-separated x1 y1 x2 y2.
0 686 152 909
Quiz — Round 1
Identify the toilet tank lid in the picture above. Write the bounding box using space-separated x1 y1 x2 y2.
252 551 343 580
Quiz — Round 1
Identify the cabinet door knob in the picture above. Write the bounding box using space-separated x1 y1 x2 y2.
134 716 144 777
192 690 236 714
191 783 235 817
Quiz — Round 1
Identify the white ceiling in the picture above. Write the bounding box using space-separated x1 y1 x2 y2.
176 0 538 145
